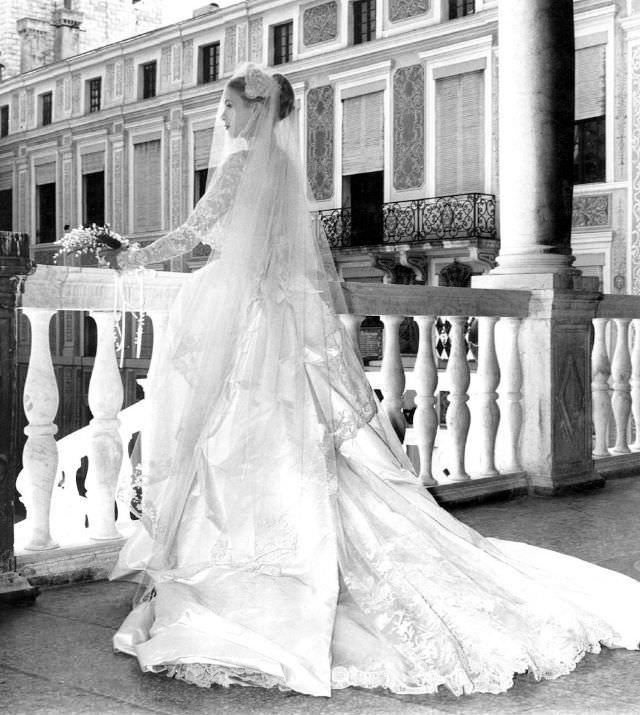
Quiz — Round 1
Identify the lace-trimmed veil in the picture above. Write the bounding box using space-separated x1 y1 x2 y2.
132 63 355 577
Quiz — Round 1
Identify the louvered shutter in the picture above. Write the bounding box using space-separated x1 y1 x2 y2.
194 128 214 170
435 70 484 196
35 162 56 185
575 45 605 120
81 151 105 174
133 140 162 233
0 171 12 190
342 91 384 176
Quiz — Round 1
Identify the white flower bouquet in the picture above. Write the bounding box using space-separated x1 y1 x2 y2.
53 224 138 266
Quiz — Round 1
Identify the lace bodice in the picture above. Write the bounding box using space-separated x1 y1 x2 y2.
121 151 248 268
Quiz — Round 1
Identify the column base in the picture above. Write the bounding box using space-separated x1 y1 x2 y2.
0 571 39 606
528 468 605 496
473 272 600 292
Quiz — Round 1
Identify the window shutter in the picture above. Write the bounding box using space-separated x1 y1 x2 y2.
0 171 12 190
342 91 384 176
133 140 162 233
575 45 605 121
81 151 105 174
35 162 56 185
435 70 484 196
194 128 214 170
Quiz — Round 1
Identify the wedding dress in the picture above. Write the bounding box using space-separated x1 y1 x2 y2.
112 65 640 697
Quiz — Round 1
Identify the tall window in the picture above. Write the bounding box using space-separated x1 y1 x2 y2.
37 185 56 243
574 44 606 184
194 128 213 205
88 77 101 113
272 22 293 65
83 173 105 225
0 189 12 230
199 42 220 84
133 140 162 233
353 0 376 45
40 92 53 126
0 105 8 137
141 61 157 99
449 0 475 19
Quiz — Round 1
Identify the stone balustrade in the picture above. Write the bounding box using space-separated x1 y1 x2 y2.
17 264 640 559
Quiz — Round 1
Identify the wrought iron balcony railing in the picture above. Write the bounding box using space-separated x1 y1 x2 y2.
313 193 496 249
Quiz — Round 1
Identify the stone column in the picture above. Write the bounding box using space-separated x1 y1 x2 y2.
0 233 38 604
474 0 602 493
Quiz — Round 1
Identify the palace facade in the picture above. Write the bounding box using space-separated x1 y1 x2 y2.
0 0 637 438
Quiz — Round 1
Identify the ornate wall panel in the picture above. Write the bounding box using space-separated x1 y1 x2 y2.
114 61 123 97
113 148 124 233
26 90 34 128
630 45 640 294
18 169 27 231
614 28 626 183
249 18 263 62
237 22 248 63
71 73 81 114
160 46 172 90
55 78 64 116
571 194 610 228
105 63 115 102
182 39 194 83
303 2 338 46
172 44 182 82
62 158 72 228
224 25 237 74
393 65 425 190
306 85 335 201
389 0 429 23
170 135 182 228
63 77 72 112
124 57 135 101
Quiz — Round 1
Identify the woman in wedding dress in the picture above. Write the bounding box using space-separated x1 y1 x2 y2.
108 64 640 697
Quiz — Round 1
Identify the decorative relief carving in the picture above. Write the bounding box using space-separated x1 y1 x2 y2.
554 338 588 462
71 73 81 114
18 171 27 231
114 61 123 97
571 194 610 228
182 40 194 83
249 18 263 63
303 2 338 46
64 77 71 112
170 136 182 228
393 65 425 190
124 57 135 101
237 22 248 63
614 32 626 183
161 46 171 89
26 90 34 128
632 45 640 294
106 63 115 102
389 0 429 23
224 25 237 74
172 44 182 82
62 159 72 228
55 78 64 116
306 85 334 201
113 149 124 233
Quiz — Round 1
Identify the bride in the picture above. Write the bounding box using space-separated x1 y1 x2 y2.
108 64 640 697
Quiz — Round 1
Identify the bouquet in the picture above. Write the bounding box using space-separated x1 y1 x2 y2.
53 224 138 267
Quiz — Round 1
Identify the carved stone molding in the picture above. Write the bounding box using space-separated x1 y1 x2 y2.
393 65 425 190
224 25 237 75
630 45 640 294
571 194 610 228
389 0 429 23
303 2 338 46
249 18 263 63
306 86 335 201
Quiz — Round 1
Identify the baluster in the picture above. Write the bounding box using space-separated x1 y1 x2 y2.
592 318 611 456
444 315 470 481
339 314 364 365
17 308 59 550
412 316 438 486
85 311 124 540
497 317 523 472
610 318 632 454
631 320 640 451
380 314 406 441
475 317 500 477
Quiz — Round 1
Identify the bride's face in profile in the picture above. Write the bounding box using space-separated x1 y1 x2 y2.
221 87 255 138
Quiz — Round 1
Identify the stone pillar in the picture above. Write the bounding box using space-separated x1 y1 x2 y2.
474 0 602 493
52 8 83 63
0 233 38 604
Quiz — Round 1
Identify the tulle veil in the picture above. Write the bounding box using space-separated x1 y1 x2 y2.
114 63 362 585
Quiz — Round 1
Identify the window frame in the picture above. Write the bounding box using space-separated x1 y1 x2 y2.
573 114 606 185
199 42 220 84
448 0 475 20
40 91 53 126
272 21 293 66
0 105 8 137
352 0 376 45
87 77 102 113
141 61 157 100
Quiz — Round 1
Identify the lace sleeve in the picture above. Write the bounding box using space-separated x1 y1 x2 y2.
120 151 247 267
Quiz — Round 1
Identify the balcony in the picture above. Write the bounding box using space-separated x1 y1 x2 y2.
313 193 497 249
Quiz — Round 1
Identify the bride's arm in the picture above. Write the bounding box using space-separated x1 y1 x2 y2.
118 151 247 268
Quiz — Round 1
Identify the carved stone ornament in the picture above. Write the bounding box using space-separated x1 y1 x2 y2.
389 0 429 23
303 2 338 46
571 194 610 228
306 86 335 201
393 65 425 190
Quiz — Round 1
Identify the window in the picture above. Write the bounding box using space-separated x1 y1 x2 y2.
141 61 157 99
574 44 606 185
83 172 105 225
88 77 101 113
133 140 162 233
353 0 376 45
0 189 12 230
449 0 475 19
40 92 52 126
574 117 605 184
37 183 56 243
0 105 8 137
199 42 220 84
272 22 293 65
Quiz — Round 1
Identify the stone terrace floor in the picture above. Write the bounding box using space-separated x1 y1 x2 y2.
3 477 640 715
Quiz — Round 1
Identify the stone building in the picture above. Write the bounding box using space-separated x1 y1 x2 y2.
0 0 637 438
